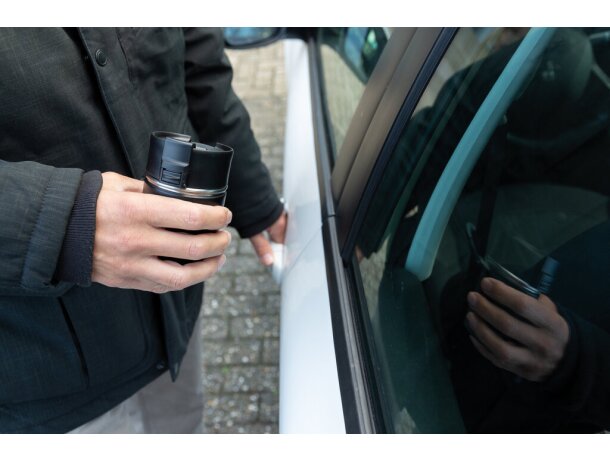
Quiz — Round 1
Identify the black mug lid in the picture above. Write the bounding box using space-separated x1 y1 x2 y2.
146 131 233 191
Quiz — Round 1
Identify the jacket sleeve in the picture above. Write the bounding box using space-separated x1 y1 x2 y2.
0 160 84 297
182 27 284 238
541 308 610 429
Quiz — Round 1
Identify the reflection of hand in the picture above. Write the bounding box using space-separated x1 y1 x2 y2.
92 172 232 293
466 277 569 382
249 211 288 266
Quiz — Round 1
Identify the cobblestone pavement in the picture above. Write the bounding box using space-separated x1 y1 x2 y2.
200 42 286 434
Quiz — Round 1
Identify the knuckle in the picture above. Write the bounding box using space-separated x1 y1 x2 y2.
167 270 187 291
187 239 204 259
535 336 552 356
185 205 204 227
142 198 156 225
498 317 515 339
117 231 135 253
514 297 529 315
119 195 139 221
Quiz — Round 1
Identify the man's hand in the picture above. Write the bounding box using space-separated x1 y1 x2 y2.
249 211 287 266
466 277 570 382
91 172 232 293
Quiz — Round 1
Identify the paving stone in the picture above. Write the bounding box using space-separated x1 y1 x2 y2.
260 392 279 424
201 317 229 339
237 238 257 256
266 293 281 309
201 297 223 317
223 366 279 393
222 255 268 276
210 423 277 434
202 294 270 317
230 315 279 339
263 338 280 364
203 276 232 295
204 394 259 425
203 339 261 365
202 366 224 394
233 274 278 295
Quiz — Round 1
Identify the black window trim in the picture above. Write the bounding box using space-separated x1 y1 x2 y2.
335 28 459 433
308 27 459 433
331 28 446 254
329 28 420 205
308 32 381 433
339 27 458 261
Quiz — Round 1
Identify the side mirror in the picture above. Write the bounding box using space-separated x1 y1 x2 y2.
223 27 285 49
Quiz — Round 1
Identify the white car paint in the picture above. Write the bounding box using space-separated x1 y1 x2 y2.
277 39 345 433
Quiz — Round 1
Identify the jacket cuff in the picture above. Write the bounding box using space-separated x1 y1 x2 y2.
54 170 103 285
234 199 284 239
541 305 579 394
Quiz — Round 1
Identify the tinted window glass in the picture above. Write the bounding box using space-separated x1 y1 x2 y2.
355 27 610 433
318 27 390 157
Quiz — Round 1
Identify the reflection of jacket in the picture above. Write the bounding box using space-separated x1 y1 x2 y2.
0 28 283 433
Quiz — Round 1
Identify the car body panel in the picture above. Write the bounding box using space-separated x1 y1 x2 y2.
281 39 324 271
279 231 345 433
279 39 345 433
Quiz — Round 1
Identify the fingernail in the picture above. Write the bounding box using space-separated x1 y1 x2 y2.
226 210 233 225
262 253 274 266
218 254 227 271
223 230 232 245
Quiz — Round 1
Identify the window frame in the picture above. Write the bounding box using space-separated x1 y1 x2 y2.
309 27 458 432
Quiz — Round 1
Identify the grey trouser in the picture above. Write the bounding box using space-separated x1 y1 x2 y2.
69 316 204 434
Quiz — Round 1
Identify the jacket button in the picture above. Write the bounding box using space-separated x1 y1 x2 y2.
95 49 108 66
155 361 166 370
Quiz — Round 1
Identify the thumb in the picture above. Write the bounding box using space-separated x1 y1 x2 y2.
249 233 274 266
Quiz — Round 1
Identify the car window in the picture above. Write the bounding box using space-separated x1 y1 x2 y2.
318 27 390 157
353 27 610 433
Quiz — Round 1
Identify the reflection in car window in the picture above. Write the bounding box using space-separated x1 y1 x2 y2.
354 27 610 433
318 28 390 157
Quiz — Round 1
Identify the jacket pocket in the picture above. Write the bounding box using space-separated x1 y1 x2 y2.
0 297 87 403
60 285 154 388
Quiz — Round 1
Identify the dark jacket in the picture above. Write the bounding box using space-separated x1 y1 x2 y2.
0 28 283 433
